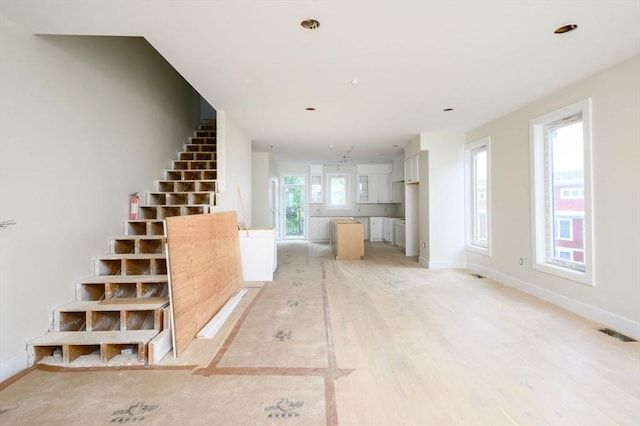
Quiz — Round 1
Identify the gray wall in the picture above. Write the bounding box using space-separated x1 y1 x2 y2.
0 16 194 380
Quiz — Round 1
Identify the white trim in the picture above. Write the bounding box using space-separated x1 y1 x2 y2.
464 136 492 257
326 173 350 209
0 349 28 383
467 262 640 341
530 98 594 285
197 289 248 338
420 257 467 269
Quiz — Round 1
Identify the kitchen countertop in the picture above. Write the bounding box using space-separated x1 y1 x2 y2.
311 215 404 219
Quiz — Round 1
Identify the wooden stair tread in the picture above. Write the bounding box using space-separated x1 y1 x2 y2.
97 253 167 260
30 330 159 345
79 275 168 284
138 205 214 210
97 297 168 306
57 298 169 311
111 235 166 239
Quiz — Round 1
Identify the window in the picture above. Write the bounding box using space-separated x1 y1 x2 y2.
555 218 572 240
558 250 572 260
327 174 349 209
560 188 584 199
531 99 593 285
465 137 491 254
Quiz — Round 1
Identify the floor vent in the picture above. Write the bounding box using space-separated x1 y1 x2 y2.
470 273 485 279
598 328 636 342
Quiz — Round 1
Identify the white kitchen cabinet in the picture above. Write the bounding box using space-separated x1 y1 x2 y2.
382 217 395 244
309 217 330 241
357 174 370 202
309 164 323 204
357 174 391 203
390 181 404 203
404 155 419 184
369 217 383 242
353 217 370 240
356 164 392 203
389 218 396 245
390 155 404 182
239 228 276 281
395 219 406 251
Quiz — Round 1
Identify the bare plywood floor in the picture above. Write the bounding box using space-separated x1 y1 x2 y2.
1 241 639 425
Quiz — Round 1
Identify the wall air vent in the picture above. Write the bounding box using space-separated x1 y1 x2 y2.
554 24 578 34
598 328 636 342
301 19 320 30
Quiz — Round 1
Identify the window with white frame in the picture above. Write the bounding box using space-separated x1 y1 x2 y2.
560 188 584 199
465 137 490 253
327 174 349 209
531 99 593 285
554 218 572 240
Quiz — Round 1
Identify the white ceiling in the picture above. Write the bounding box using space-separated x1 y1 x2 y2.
2 1 639 165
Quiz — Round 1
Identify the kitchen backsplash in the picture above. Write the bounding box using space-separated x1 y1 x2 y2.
310 203 403 218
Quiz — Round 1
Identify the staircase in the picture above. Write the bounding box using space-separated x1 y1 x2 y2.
27 119 219 367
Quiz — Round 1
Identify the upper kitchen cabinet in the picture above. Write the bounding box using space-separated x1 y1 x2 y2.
309 164 323 204
356 164 392 203
404 155 419 184
390 156 404 182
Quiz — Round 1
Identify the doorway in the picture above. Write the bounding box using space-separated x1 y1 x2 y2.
282 175 306 239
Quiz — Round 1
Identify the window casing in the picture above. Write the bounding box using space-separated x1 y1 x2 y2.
327 174 349 209
530 99 593 285
465 137 491 255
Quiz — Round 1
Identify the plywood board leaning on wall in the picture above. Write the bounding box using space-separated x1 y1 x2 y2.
166 212 244 356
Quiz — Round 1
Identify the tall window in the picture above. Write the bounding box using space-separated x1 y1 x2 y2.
531 99 593 285
327 174 348 209
465 137 491 254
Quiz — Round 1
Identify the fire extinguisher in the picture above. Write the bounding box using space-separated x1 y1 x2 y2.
130 192 139 220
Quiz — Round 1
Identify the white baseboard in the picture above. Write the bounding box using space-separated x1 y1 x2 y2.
468 262 640 340
419 256 467 270
0 349 27 384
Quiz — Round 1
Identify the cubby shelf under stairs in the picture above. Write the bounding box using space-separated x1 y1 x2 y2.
28 120 219 367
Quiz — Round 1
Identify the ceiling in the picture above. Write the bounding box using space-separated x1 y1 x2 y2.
1 1 639 165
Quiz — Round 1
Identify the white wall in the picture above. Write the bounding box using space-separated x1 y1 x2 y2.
0 16 194 381
418 133 466 268
466 55 640 339
251 152 270 228
216 111 252 228
251 151 280 229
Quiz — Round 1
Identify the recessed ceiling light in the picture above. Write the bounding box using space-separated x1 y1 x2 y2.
329 144 334 148
554 24 578 34
305 107 316 111
301 19 320 30
443 107 454 112
351 79 359 85
392 144 399 148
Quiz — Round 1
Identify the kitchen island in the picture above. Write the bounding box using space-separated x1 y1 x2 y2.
329 219 364 260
